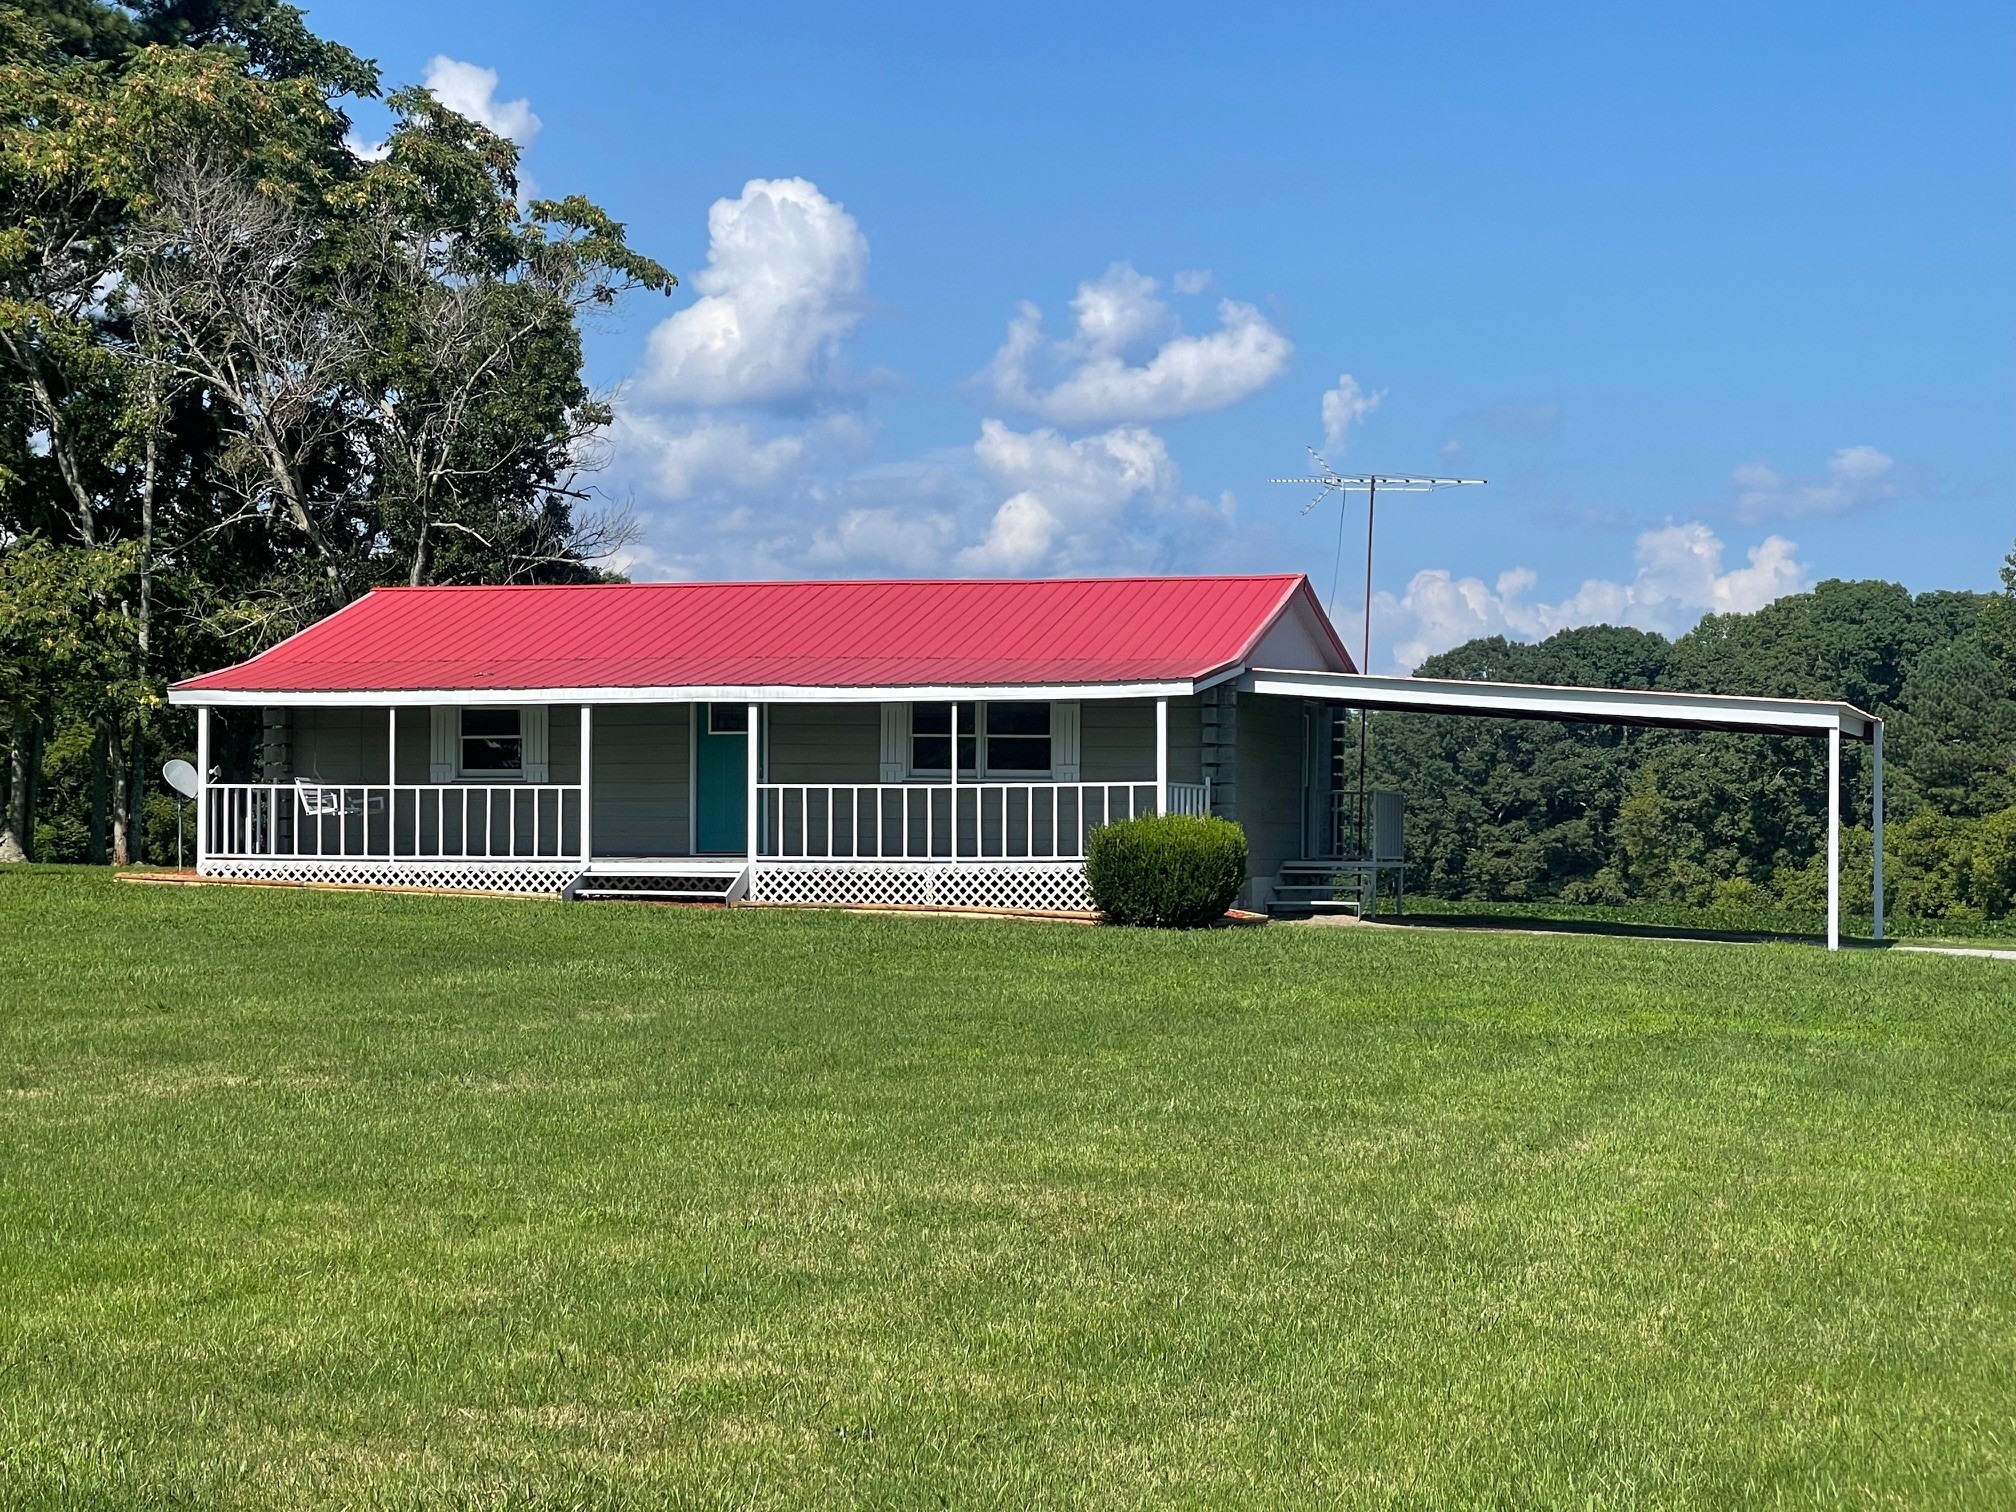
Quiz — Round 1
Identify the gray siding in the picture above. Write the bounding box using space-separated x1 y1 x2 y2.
767 703 879 783
290 704 586 785
1079 696 1202 784
291 707 390 783
1235 693 1315 895
590 703 690 856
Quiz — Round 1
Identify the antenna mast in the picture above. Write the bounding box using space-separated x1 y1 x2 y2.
1271 453 1485 861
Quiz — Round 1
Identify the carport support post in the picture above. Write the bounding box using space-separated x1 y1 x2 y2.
194 705 209 871
1826 725 1841 951
746 702 760 890
579 705 593 867
1155 698 1169 815
1871 720 1885 942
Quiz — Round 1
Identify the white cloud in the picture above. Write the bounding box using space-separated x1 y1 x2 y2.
1733 444 1896 521
633 178 870 410
1378 522 1810 671
959 419 1184 573
806 505 962 574
982 262 1292 427
1320 373 1383 452
423 56 541 145
1171 269 1213 295
612 411 815 502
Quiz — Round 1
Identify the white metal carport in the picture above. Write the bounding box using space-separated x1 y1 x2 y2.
1242 668 1884 950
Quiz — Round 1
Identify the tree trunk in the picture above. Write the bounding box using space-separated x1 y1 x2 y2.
109 718 131 866
89 721 110 865
0 717 28 863
126 722 146 866
5 717 42 862
409 516 432 586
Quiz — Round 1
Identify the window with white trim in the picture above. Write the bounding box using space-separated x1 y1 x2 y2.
460 708 523 777
910 702 1051 777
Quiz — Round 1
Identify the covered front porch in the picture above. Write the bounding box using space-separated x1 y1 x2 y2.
191 696 1226 910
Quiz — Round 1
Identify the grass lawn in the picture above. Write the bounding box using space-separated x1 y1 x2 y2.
2 868 2014 1508
1398 894 2016 945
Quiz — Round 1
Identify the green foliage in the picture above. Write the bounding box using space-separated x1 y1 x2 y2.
0 535 146 721
1892 637 2016 816
0 0 671 862
1085 813 1247 927
1377 560 2016 925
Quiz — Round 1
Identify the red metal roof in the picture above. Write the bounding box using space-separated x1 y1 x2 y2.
174 575 1352 695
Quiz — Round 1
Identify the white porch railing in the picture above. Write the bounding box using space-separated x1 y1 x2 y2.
206 782 581 861
759 780 1212 862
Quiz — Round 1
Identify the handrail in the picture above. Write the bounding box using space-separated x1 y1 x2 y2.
758 780 1170 861
205 782 580 861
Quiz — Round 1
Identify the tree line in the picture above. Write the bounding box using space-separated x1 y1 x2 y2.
1370 544 2016 924
0 0 671 862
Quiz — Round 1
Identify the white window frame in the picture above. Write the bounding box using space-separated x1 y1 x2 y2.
905 700 1054 781
458 707 524 780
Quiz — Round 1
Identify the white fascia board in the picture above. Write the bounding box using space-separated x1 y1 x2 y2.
169 678 1201 709
1241 668 1877 741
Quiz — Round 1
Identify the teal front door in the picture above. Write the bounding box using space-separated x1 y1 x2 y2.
694 703 748 853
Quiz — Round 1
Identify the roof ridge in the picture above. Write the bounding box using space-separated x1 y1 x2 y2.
370 573 1308 592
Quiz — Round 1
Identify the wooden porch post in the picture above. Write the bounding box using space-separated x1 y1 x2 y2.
1155 697 1169 815
194 705 210 871
948 700 958 864
579 704 594 867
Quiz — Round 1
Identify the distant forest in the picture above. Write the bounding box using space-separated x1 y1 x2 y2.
1371 543 2016 924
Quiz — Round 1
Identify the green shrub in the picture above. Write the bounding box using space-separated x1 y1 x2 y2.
1085 814 1247 927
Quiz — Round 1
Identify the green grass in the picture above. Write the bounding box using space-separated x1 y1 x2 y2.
1400 892 2016 943
2 867 2014 1508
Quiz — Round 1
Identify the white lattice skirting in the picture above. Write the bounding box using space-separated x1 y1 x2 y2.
200 859 582 894
749 862 1093 911
197 858 1093 910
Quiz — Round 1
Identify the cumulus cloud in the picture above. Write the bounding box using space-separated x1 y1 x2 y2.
1733 444 1896 521
1379 522 1810 671
423 56 541 144
981 262 1292 427
633 178 870 410
959 419 1184 573
1320 373 1383 452
612 412 818 502
607 178 882 551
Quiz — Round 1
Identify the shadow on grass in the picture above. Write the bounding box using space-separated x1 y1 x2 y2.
1366 909 1888 950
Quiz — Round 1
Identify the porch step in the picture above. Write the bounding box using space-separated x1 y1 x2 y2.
567 870 747 904
1269 862 1369 918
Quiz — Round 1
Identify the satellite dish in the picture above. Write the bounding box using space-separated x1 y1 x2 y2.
162 759 199 799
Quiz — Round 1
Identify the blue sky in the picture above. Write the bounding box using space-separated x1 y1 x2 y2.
326 0 2014 668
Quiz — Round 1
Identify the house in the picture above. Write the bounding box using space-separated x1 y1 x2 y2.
169 575 1359 912
169 572 1886 940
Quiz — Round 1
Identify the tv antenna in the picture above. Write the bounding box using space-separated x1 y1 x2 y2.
1271 451 1485 674
1271 451 1485 861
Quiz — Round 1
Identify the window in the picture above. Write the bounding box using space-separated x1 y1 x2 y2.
911 702 976 774
460 708 522 776
707 703 749 735
982 702 1051 771
910 702 1051 776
